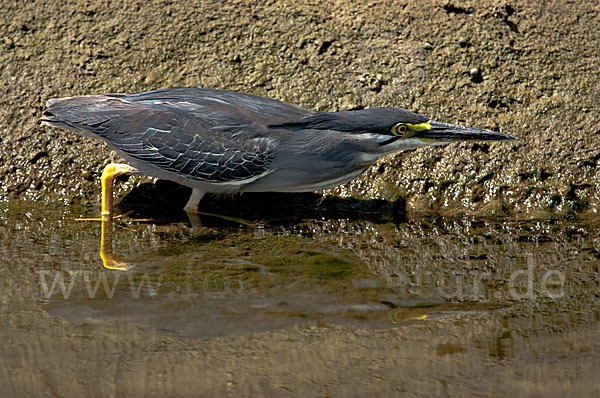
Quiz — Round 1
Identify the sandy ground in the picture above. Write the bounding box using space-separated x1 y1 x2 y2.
1 0 599 217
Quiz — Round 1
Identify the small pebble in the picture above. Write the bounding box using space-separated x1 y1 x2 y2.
81 170 93 180
469 68 483 83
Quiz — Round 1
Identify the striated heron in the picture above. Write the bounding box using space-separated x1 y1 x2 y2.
40 88 515 220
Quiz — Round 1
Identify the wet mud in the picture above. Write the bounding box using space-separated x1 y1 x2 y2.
0 0 599 217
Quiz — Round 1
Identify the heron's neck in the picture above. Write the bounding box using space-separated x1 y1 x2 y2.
358 136 449 164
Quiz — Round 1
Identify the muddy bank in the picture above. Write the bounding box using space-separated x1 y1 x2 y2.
1 0 599 218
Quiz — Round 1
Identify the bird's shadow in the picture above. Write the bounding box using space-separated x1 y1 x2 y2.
116 179 406 226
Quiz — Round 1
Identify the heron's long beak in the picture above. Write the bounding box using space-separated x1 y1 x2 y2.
418 121 516 141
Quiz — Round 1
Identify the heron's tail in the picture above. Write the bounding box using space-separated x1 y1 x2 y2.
39 94 129 137
39 97 78 129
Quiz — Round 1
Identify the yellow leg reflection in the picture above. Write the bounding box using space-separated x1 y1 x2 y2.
100 220 132 270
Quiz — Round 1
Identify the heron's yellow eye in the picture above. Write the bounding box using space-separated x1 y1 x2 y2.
392 123 409 137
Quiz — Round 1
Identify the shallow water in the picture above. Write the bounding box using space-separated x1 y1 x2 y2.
1 200 599 396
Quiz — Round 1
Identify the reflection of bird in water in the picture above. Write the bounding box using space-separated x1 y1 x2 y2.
41 88 515 220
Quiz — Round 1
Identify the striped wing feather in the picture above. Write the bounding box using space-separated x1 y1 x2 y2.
41 89 299 183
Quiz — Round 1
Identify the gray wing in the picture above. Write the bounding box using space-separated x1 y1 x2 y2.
40 89 312 183
126 88 312 128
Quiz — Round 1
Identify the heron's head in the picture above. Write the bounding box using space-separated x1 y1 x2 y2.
272 107 516 152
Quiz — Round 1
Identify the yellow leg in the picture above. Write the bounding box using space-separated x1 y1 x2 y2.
101 163 138 221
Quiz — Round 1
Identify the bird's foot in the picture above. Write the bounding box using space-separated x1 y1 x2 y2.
183 189 206 213
185 208 260 228
77 212 153 223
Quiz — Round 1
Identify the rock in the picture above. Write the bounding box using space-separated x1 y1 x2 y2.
469 68 483 83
